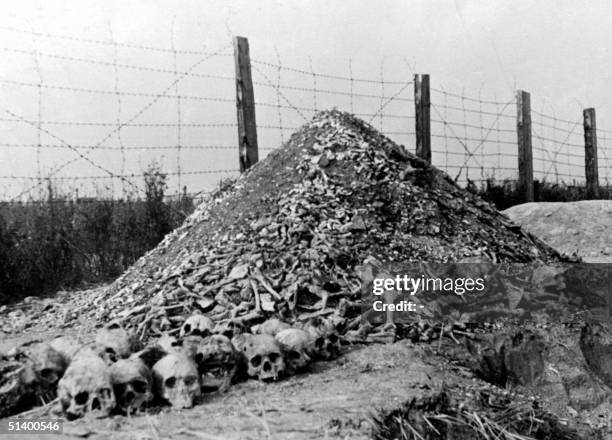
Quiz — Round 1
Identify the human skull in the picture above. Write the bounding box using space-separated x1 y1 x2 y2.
0 360 32 418
194 335 240 392
95 324 134 364
49 336 81 366
180 314 214 338
301 317 342 360
109 357 152 414
152 353 200 409
233 334 285 381
157 333 182 354
57 348 116 420
214 320 245 339
22 342 67 395
180 335 205 359
253 318 291 337
275 329 312 372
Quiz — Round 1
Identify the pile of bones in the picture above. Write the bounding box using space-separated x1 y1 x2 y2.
0 110 564 419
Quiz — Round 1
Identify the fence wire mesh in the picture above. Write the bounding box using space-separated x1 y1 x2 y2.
0 26 610 203
430 87 516 184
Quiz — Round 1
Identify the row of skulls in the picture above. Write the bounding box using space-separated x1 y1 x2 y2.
4 313 343 420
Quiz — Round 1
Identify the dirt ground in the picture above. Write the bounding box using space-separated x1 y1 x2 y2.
4 325 610 440
503 200 612 262
2 342 448 440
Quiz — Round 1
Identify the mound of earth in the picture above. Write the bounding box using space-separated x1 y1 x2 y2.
503 200 612 262
56 109 565 338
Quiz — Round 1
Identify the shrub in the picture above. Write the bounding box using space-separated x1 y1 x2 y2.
0 166 197 305
469 177 612 210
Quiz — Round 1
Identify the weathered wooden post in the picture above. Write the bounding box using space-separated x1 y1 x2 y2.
233 36 258 172
414 74 431 164
583 108 599 199
516 90 534 202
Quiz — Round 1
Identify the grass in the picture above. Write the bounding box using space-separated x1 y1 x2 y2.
0 166 199 305
371 387 585 440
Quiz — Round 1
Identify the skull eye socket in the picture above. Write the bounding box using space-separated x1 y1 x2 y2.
165 377 177 388
39 368 58 382
105 348 117 362
328 334 339 343
195 353 204 364
315 337 325 348
183 375 197 386
250 355 262 367
288 350 301 360
183 324 192 334
115 383 127 395
132 381 148 394
269 353 280 363
75 391 89 405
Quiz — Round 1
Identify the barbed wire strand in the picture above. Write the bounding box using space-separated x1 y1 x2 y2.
478 85 485 179
8 43 233 201
431 98 515 181
348 58 354 113
0 143 237 150
461 87 470 180
368 81 413 124
443 86 449 171
31 31 44 194
171 16 182 194
309 56 317 113
0 105 143 193
251 58 407 85
379 59 385 132
491 90 501 176
0 47 234 82
109 26 126 198
274 48 284 144
0 25 232 56
251 64 309 121
1 29 608 197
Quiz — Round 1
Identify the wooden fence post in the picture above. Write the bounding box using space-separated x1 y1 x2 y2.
583 108 599 199
233 36 258 172
516 90 534 202
414 74 431 163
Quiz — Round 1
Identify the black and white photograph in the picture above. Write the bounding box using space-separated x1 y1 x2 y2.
0 1 611 439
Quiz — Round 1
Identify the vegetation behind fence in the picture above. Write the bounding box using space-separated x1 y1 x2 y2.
0 166 198 304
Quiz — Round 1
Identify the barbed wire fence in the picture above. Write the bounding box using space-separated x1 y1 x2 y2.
0 25 240 203
0 28 610 205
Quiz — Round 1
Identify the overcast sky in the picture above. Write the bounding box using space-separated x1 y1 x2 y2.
0 0 610 199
